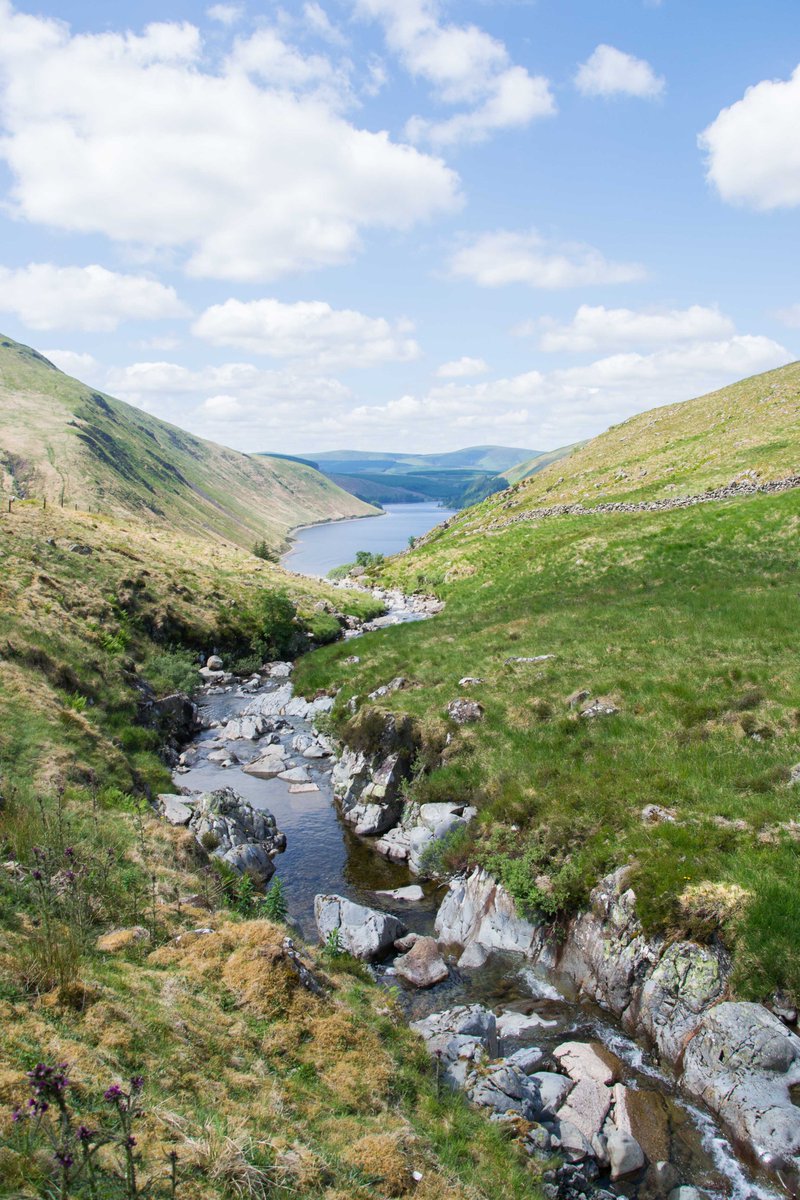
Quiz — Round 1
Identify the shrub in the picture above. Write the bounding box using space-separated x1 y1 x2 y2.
252 540 278 563
144 649 199 698
262 877 287 922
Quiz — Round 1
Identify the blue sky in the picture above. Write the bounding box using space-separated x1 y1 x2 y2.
0 0 799 453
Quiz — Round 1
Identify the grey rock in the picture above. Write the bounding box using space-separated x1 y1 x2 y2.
446 698 484 724
395 936 449 988
457 942 490 969
375 826 412 861
556 1077 613 1145
667 1190 703 1200
278 766 310 783
189 788 284 883
680 1001 800 1176
435 868 539 956
550 1117 594 1163
529 1071 574 1116
641 804 677 825
158 794 193 825
607 1129 645 1180
505 655 555 665
411 1005 498 1085
468 1061 542 1120
553 1041 621 1086
505 1046 546 1075
637 941 726 1062
496 1009 554 1039
580 696 619 718
207 654 223 670
376 884 424 902
314 894 406 961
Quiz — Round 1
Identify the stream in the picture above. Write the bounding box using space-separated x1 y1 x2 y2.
171 509 779 1200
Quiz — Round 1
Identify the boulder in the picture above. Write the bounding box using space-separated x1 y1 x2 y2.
435 868 539 956
278 766 311 783
96 926 150 953
375 826 412 861
667 1190 703 1200
467 1062 542 1120
680 1001 800 1176
637 941 726 1063
411 1006 498 1087
446 698 484 724
158 794 193 826
394 937 449 988
458 942 490 969
556 1077 612 1148
550 1118 594 1164
528 1072 574 1116
376 884 424 902
607 1129 645 1180
189 788 284 883
243 753 288 780
207 654 223 670
314 894 406 961
553 1041 621 1086
579 696 618 719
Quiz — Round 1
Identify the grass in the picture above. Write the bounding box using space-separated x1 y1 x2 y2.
295 487 800 1003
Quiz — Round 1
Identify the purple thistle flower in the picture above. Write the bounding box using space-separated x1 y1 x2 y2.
54 1150 74 1169
32 869 43 881
64 847 75 858
104 1084 123 1102
130 1075 144 1092
126 1136 137 1148
11 1108 24 1123
77 1125 95 1143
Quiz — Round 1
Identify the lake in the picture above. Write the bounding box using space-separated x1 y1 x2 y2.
281 501 456 577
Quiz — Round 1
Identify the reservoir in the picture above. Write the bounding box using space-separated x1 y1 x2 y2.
282 501 456 577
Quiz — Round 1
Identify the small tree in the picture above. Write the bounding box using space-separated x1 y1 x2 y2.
263 877 287 922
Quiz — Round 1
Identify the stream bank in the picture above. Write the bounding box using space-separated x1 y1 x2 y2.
160 586 786 1200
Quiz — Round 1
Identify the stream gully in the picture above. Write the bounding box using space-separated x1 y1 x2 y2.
173 587 779 1200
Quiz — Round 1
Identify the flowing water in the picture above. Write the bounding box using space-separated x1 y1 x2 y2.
172 506 779 1200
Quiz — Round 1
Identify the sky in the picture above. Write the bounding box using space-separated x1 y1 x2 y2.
1 0 799 455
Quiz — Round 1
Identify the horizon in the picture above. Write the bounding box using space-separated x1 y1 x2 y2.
0 1 799 454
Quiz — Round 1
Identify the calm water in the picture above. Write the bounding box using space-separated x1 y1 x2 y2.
282 502 456 577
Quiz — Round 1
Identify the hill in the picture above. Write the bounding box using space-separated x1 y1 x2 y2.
296 359 800 1012
484 360 800 518
297 444 539 509
501 441 583 485
0 336 376 551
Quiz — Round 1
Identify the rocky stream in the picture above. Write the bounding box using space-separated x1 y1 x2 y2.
158 587 795 1200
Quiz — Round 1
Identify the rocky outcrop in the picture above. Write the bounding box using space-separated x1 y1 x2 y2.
314 894 406 961
434 865 800 1182
188 788 285 883
410 1005 497 1087
681 1002 800 1177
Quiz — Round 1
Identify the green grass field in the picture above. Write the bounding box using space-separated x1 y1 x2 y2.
297 486 800 1002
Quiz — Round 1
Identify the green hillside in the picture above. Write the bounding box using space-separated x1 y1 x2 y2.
297 362 800 1005
309 445 537 473
502 441 584 486
0 336 376 551
481 360 800 520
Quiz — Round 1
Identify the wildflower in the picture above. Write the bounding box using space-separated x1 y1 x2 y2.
32 869 43 881
130 1076 144 1092
64 847 75 858
104 1084 123 1102
11 1108 23 1123
54 1150 74 1169
77 1125 95 1143
126 1136 137 1148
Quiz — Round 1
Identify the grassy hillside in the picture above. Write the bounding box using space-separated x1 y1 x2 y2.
296 366 800 1006
0 336 376 552
0 501 541 1200
501 442 583 486
309 446 537 473
468 360 800 523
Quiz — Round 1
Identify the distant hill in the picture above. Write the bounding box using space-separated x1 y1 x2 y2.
0 336 376 550
299 444 539 509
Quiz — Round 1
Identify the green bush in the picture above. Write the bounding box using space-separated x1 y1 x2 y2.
144 648 199 698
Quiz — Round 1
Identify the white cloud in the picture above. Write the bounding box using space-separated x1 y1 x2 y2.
699 65 800 210
226 27 352 106
343 335 791 450
41 349 99 376
355 0 555 146
436 356 488 377
0 263 189 331
0 3 460 282
302 3 347 46
575 44 664 100
207 5 244 26
530 304 735 353
449 230 645 289
193 297 420 369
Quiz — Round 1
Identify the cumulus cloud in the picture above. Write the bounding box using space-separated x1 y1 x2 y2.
0 263 189 331
575 44 664 99
41 349 100 376
528 304 735 353
0 3 460 281
436 356 488 377
226 27 352 106
700 65 800 210
449 230 645 289
344 335 791 450
192 298 420 369
355 0 555 146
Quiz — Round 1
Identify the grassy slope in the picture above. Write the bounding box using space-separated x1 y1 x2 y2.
310 446 537 473
501 442 584 486
0 502 543 1200
0 335 376 551
296 364 800 1004
472 359 800 517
